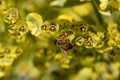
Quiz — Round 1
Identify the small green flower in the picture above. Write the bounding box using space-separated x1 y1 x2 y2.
95 32 105 48
75 36 85 46
84 40 93 48
108 23 120 48
2 7 19 24
3 46 23 58
8 24 17 34
59 30 75 41
16 20 28 37
48 21 59 34
73 22 88 36
41 21 49 32
84 31 97 48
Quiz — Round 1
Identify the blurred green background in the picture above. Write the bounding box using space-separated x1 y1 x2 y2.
0 0 120 80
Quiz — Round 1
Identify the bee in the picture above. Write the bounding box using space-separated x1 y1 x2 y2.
55 38 73 52
62 42 73 51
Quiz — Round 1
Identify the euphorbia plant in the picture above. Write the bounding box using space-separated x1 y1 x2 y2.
0 0 120 80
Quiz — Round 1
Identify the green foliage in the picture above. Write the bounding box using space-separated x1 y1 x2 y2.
0 0 120 80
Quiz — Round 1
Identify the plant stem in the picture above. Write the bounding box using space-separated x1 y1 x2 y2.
91 0 104 25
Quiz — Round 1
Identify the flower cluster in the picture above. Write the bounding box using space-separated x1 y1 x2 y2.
1 7 120 54
0 0 120 79
100 0 120 11
0 45 22 67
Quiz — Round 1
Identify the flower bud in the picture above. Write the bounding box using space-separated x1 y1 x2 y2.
84 40 93 48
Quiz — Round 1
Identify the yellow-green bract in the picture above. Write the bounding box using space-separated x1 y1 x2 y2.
26 13 43 37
